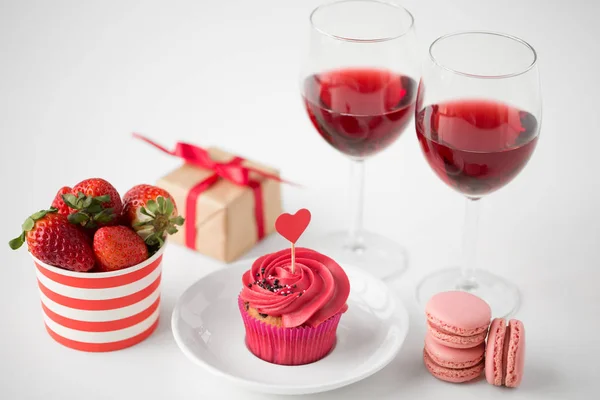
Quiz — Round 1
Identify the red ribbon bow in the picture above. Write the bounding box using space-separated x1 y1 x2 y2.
133 133 288 250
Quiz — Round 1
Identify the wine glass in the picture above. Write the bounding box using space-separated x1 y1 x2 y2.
300 0 419 279
415 31 541 317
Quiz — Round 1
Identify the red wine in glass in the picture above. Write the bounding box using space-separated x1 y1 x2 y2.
303 68 417 158
416 99 539 197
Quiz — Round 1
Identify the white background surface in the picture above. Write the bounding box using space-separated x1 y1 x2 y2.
0 0 598 398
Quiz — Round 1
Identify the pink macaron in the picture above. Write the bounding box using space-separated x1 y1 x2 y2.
485 318 526 388
426 291 491 349
423 334 485 383
425 333 485 370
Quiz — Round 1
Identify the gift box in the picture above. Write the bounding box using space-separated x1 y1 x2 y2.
142 138 283 262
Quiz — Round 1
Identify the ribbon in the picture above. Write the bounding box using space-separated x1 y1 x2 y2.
133 133 288 249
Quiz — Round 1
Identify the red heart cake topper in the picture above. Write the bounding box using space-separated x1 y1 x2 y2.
275 208 311 244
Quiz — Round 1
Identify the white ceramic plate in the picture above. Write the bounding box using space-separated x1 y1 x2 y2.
171 260 409 395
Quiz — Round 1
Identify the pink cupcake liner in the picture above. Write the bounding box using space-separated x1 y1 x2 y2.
238 297 342 365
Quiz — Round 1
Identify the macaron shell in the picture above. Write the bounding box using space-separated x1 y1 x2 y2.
426 291 491 336
485 318 507 386
423 349 484 383
504 319 525 388
428 321 487 349
425 333 484 369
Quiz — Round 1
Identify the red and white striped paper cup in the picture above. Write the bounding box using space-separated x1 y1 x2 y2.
31 245 165 352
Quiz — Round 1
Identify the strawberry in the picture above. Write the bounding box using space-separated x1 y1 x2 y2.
9 209 95 272
93 226 148 272
63 178 123 230
122 184 184 247
51 186 72 215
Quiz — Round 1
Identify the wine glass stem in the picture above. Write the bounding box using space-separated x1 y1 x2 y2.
459 197 481 290
348 159 365 252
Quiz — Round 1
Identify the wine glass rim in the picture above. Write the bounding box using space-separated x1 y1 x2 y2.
309 0 415 43
429 30 538 79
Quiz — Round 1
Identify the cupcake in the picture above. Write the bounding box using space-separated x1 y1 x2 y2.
238 247 350 365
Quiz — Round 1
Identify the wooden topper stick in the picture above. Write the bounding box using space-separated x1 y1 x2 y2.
291 242 296 274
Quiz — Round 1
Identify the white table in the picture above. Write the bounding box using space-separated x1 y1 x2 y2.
1 0 597 398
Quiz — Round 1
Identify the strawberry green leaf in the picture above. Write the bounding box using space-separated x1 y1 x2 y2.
86 204 104 214
145 233 159 246
165 198 174 217
95 194 111 203
146 200 158 214
94 208 115 223
31 210 50 220
140 207 154 218
62 193 79 208
63 191 112 228
68 212 89 225
170 216 185 226
131 197 180 249
157 196 166 213
8 232 26 250
22 218 35 232
145 232 166 248
133 220 152 227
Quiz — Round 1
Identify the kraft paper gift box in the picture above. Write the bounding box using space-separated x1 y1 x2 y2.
156 147 282 262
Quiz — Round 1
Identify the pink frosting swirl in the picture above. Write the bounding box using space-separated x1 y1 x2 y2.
240 247 350 328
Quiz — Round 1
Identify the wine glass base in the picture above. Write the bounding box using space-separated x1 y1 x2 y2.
416 268 521 318
312 230 408 281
